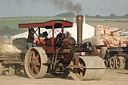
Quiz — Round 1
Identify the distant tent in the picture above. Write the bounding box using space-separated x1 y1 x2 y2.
65 19 95 41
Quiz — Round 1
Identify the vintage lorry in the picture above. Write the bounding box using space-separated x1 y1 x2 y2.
83 25 128 69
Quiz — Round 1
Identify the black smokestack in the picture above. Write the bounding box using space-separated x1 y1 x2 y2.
14 0 83 14
76 15 83 44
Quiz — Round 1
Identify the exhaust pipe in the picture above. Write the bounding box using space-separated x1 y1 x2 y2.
76 15 83 45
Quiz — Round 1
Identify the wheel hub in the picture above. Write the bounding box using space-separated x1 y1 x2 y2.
31 60 35 65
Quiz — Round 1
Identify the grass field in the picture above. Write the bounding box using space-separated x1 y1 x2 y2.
0 17 72 36
0 17 72 29
86 18 128 29
0 16 128 36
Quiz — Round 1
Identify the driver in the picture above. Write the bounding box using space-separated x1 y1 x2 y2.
40 31 48 41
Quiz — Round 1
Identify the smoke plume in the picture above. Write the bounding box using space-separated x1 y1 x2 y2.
47 0 83 14
15 0 83 14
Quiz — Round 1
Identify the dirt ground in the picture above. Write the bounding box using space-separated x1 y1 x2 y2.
0 69 128 85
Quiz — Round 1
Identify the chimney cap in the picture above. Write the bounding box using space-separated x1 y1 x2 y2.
76 15 83 20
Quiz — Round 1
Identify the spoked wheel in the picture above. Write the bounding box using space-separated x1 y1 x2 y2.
52 69 70 78
109 57 116 69
5 64 15 76
115 57 125 69
24 47 48 79
0 63 3 75
70 58 86 80
70 56 105 81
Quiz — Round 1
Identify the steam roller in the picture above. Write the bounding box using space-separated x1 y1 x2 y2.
70 56 105 80
19 15 105 80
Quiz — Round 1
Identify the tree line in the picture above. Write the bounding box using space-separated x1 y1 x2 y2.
85 14 128 18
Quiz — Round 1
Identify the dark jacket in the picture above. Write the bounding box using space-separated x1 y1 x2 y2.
27 32 34 43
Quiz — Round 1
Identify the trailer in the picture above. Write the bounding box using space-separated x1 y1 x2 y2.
83 25 128 69
0 38 26 76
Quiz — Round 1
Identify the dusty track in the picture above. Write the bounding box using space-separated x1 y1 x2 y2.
0 69 128 85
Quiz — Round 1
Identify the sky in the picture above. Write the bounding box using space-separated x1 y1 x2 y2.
0 0 128 17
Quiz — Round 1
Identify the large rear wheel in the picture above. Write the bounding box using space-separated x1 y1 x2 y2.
24 47 48 79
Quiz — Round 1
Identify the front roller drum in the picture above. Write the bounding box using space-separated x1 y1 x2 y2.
70 56 105 81
24 47 48 79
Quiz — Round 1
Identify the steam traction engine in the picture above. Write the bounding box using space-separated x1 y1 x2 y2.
19 15 105 80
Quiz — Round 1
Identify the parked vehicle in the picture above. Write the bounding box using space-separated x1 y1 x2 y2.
83 25 128 69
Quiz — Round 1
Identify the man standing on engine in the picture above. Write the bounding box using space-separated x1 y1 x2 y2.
26 28 35 49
